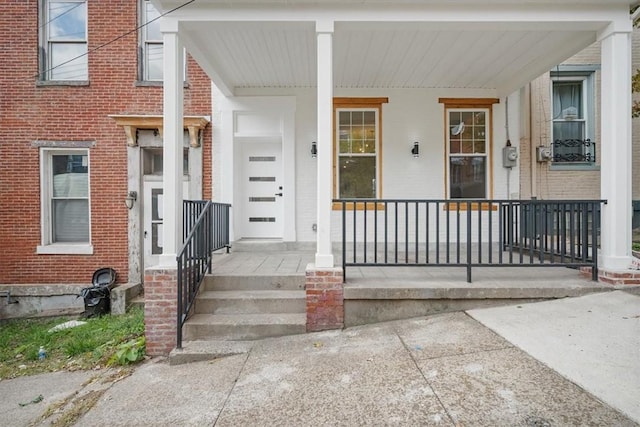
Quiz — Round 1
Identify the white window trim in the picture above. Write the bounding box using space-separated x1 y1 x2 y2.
41 0 89 82
141 0 162 82
139 0 187 83
335 107 381 199
37 148 93 255
445 107 491 200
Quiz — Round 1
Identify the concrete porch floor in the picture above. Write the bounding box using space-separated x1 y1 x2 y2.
212 246 608 290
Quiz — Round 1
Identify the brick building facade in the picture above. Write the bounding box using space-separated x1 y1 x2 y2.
0 1 211 288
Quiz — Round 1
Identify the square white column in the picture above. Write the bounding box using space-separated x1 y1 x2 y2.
159 28 184 267
600 29 632 270
315 20 334 268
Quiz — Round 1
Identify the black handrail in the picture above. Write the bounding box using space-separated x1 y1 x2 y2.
177 201 231 349
335 199 605 283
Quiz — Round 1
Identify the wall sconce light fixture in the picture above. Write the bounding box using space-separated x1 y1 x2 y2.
311 141 317 158
411 141 419 158
125 191 137 210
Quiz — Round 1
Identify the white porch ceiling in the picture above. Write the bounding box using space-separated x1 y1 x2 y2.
155 1 635 96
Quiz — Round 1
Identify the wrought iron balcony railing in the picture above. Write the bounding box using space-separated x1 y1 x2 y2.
552 139 596 163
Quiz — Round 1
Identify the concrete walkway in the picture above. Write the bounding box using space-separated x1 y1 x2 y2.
1 291 638 426
469 290 640 423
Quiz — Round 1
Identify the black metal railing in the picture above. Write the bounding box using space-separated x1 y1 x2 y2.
335 199 604 283
183 200 209 239
177 201 231 349
552 139 596 163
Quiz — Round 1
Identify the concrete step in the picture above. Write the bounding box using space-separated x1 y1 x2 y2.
195 290 305 315
183 313 307 341
129 295 145 310
169 340 253 365
203 275 305 291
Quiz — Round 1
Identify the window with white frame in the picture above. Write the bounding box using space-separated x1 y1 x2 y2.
447 109 489 199
40 0 88 81
39 149 91 251
141 0 163 81
551 72 595 163
335 109 380 199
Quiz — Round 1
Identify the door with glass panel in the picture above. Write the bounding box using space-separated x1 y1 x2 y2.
142 148 189 268
240 141 284 239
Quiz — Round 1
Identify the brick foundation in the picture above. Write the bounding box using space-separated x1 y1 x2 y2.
144 267 178 356
306 266 344 332
598 269 640 285
581 265 640 285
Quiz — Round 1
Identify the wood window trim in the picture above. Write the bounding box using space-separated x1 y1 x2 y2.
438 98 500 108
440 99 499 209
443 202 499 211
332 98 388 211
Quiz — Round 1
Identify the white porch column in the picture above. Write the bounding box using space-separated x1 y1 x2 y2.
599 27 632 271
159 26 184 267
315 20 334 268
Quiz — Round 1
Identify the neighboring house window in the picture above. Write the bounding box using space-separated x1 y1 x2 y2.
139 0 187 82
447 108 490 199
40 0 88 81
38 149 92 254
141 0 163 81
551 72 595 163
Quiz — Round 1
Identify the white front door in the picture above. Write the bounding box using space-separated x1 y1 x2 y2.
143 179 190 267
240 141 284 238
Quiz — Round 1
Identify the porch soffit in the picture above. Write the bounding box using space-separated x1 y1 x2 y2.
109 115 210 147
153 1 633 96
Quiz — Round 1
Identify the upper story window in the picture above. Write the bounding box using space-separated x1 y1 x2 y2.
40 0 88 81
551 71 596 164
141 0 163 81
139 0 188 83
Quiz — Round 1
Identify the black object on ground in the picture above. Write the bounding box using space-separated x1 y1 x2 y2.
79 268 117 318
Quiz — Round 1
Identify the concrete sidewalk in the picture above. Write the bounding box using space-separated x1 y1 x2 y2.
469 290 640 423
1 292 638 426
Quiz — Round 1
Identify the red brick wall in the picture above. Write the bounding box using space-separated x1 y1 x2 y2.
306 268 344 332
144 267 178 356
0 1 212 285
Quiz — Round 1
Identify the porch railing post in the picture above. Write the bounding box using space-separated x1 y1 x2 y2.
466 200 472 283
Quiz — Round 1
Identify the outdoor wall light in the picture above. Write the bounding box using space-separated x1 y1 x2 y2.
411 141 419 158
311 141 317 158
125 191 137 210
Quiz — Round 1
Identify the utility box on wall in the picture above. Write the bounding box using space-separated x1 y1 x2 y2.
502 146 518 168
536 146 552 162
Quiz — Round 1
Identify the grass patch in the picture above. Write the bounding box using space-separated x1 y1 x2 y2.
0 307 145 380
